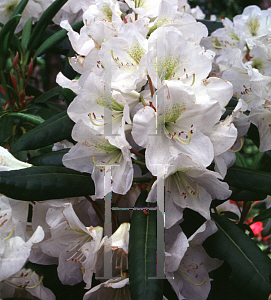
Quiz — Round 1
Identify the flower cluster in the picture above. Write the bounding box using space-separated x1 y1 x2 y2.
202 5 271 152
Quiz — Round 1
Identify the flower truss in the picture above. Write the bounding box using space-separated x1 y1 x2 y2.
2 1 271 300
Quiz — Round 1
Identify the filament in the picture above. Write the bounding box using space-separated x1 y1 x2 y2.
190 73 196 86
4 227 15 240
176 172 199 198
26 276 44 289
179 269 207 286
228 137 244 153
245 96 254 103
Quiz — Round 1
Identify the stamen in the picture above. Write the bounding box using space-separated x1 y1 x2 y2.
111 50 130 69
167 127 192 145
176 173 199 198
92 157 105 170
190 73 196 86
4 227 15 240
26 276 44 289
245 96 254 103
81 267 85 275
179 269 207 286
228 137 244 152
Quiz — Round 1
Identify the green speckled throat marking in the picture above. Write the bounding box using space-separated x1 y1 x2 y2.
134 0 145 8
97 94 124 112
164 103 185 123
252 58 264 70
158 55 180 80
127 43 146 64
102 4 113 21
248 18 260 36
94 139 119 153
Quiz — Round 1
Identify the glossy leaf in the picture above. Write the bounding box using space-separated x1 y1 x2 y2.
28 149 69 166
129 190 163 300
0 165 94 201
224 166 271 195
21 17 33 51
10 0 29 18
27 0 69 50
61 88 77 105
230 190 267 202
252 207 271 224
35 21 83 57
0 115 14 145
9 112 44 126
33 86 62 103
11 110 74 153
204 214 271 300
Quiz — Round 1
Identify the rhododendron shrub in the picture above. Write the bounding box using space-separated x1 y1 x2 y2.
1 1 271 299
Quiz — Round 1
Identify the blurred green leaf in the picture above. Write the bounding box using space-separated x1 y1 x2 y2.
35 21 83 57
10 0 29 18
0 115 14 145
197 19 223 35
11 110 74 153
28 149 69 166
0 165 94 200
27 0 69 50
252 207 271 224
225 166 271 195
61 88 76 105
9 112 44 126
33 86 62 103
129 190 163 300
204 214 271 300
230 190 267 202
21 17 32 51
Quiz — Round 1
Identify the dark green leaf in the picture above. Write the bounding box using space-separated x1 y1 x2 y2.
0 165 94 200
204 214 271 300
21 17 32 51
253 207 271 223
11 110 74 153
225 166 271 195
0 115 14 145
196 19 223 35
10 0 29 18
33 86 62 103
230 190 267 202
28 0 69 50
246 123 259 148
28 149 69 166
129 190 164 300
35 21 83 57
9 113 44 126
61 88 77 105
220 211 239 221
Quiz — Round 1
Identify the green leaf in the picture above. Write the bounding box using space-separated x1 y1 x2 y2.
35 21 83 57
11 110 74 153
129 190 164 300
0 15 21 64
28 149 69 166
21 17 33 51
33 86 62 103
196 19 223 35
0 165 94 201
204 214 271 300
0 115 14 145
252 207 271 224
230 190 267 202
27 0 69 50
224 166 271 195
9 113 44 126
61 88 77 105
10 0 29 18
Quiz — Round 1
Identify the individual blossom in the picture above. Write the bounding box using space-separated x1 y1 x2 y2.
147 155 231 228
40 203 103 286
63 119 134 199
124 0 162 18
132 81 222 175
0 268 55 300
166 221 223 300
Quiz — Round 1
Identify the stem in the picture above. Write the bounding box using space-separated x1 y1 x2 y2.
132 158 146 167
239 201 252 224
85 195 104 224
0 70 11 103
130 148 145 159
146 177 156 192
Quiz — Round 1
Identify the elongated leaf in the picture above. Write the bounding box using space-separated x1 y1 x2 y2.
35 21 83 57
28 0 68 50
0 115 14 145
197 19 223 35
28 149 69 166
129 190 163 300
11 110 74 153
204 214 271 300
0 166 94 201
253 207 271 223
33 86 62 103
61 88 77 105
10 0 29 18
230 190 267 202
9 113 44 126
224 166 271 195
21 17 32 51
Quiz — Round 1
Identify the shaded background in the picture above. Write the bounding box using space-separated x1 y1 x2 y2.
191 0 271 19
